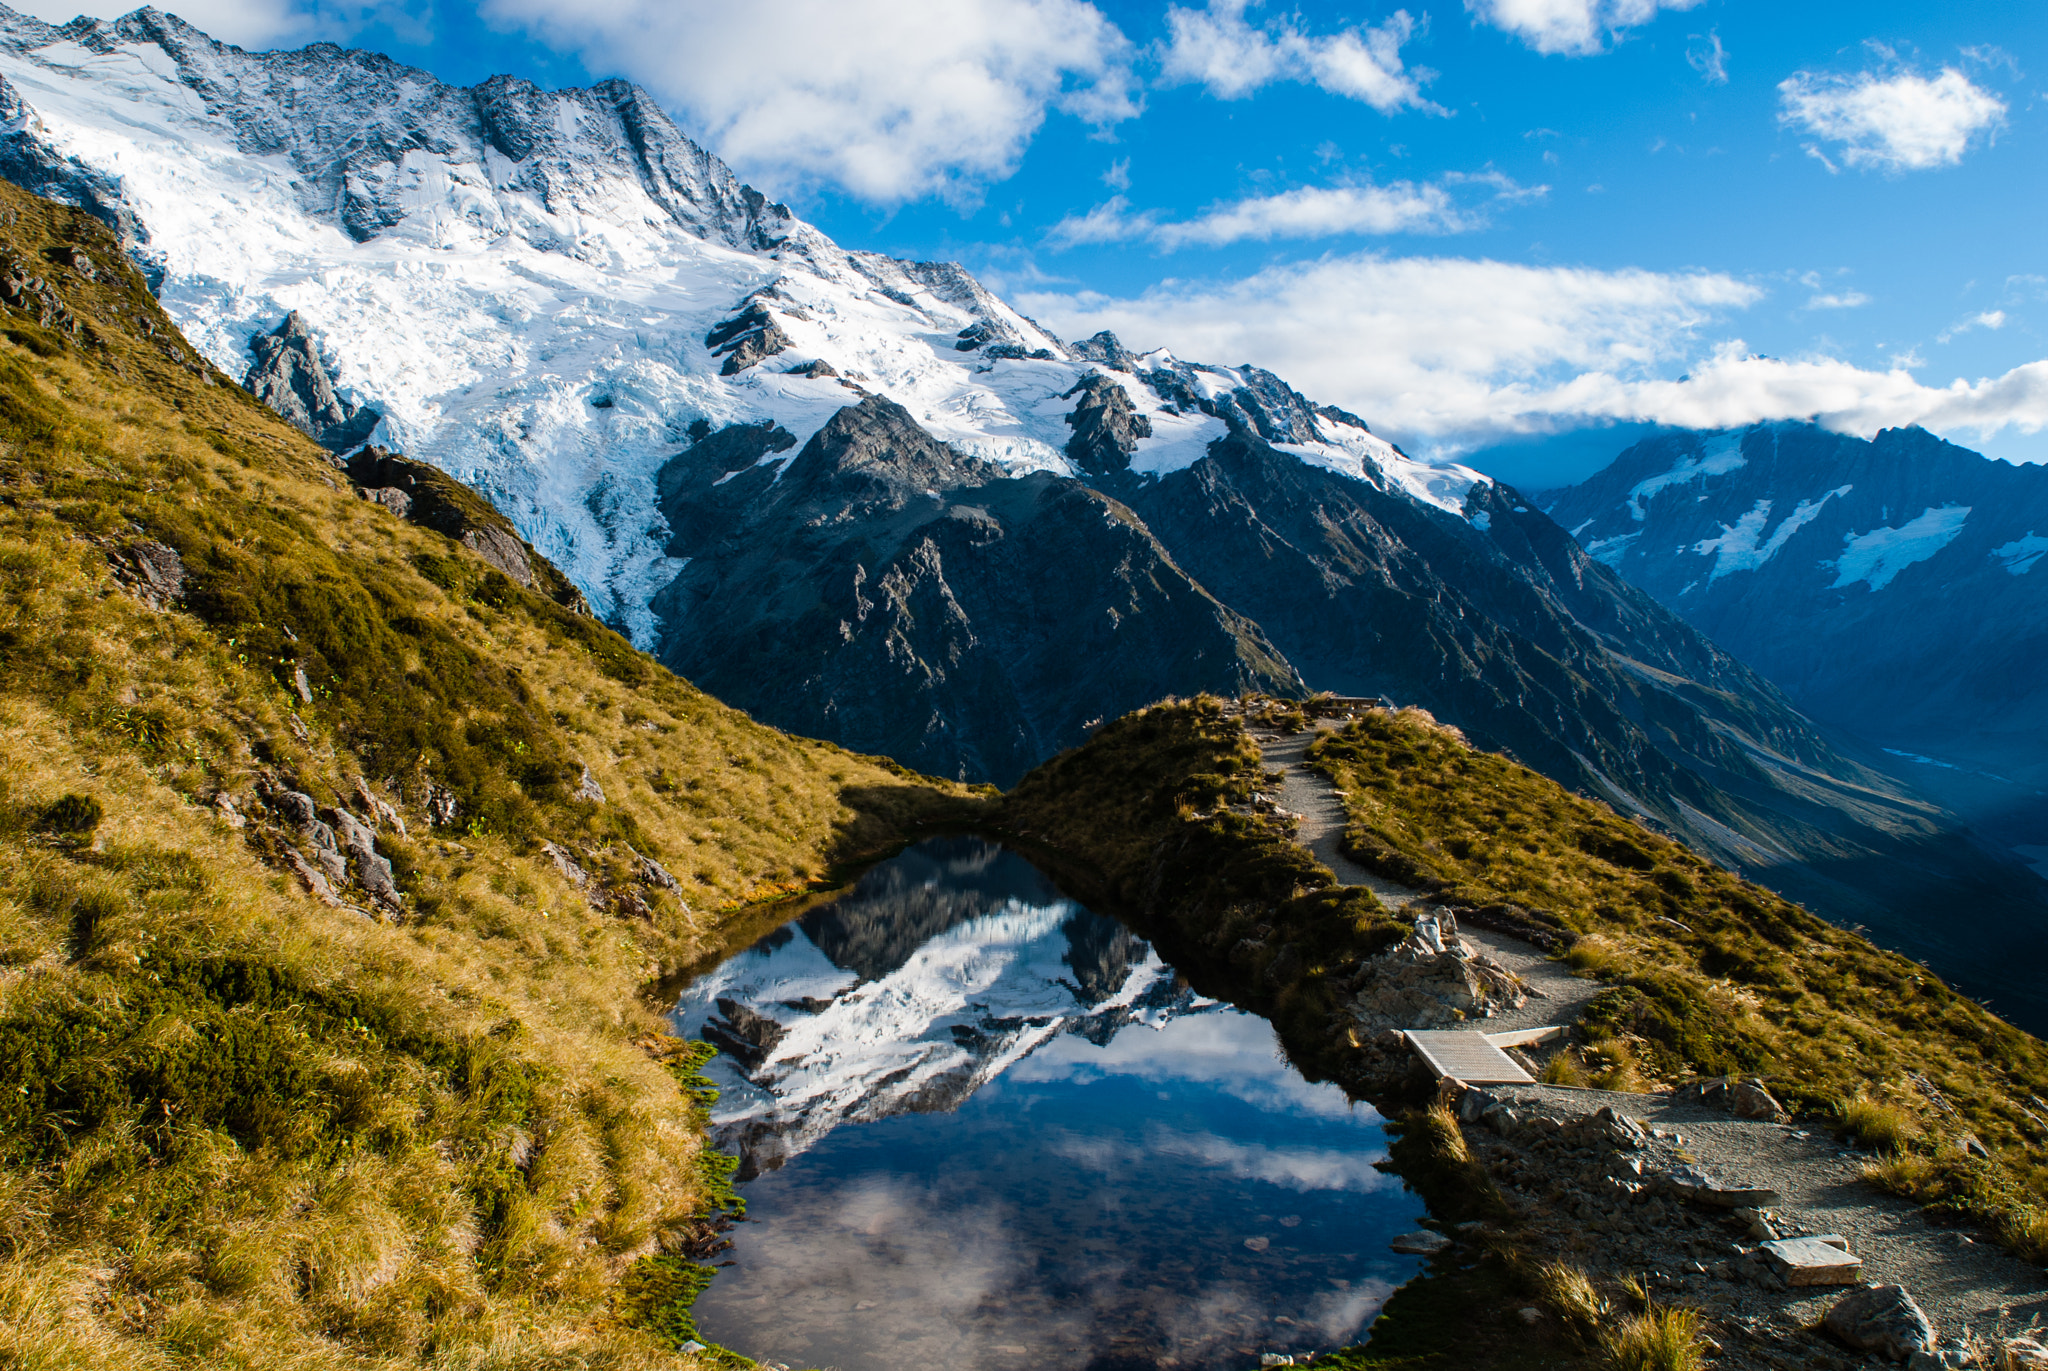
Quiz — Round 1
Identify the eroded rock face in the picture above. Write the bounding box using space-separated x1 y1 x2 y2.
1062 373 1151 478
244 311 382 452
109 538 185 610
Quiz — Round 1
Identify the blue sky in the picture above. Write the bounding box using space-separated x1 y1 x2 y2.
23 0 2048 486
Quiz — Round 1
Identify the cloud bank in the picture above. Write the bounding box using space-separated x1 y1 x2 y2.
477 0 1136 203
1779 63 2005 172
1049 173 1542 250
1018 254 2048 453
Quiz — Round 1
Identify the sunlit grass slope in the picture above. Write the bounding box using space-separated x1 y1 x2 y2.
1311 705 2048 1254
0 180 979 1368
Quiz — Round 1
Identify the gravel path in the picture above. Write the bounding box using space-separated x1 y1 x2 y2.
1253 719 2048 1358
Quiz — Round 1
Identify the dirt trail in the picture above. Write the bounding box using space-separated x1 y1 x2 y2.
1253 721 2048 1360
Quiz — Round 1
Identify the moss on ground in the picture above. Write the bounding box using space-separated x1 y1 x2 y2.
0 179 983 1368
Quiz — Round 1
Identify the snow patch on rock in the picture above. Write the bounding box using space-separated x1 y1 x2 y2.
1829 505 1971 592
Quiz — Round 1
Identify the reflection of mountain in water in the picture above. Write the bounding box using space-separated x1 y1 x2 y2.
672 838 1210 1177
797 836 1062 981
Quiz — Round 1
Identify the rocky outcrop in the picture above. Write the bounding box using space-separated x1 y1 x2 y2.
1062 372 1150 478
706 299 792 376
1344 910 1526 1033
243 312 381 452
344 448 591 614
108 538 185 610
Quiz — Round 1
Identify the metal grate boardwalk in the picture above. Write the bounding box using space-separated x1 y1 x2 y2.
1403 1030 1536 1085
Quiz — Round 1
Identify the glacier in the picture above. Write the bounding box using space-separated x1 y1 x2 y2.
0 5 1486 645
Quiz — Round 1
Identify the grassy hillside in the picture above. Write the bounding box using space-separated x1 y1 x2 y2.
1308 705 2048 1253
0 181 979 1367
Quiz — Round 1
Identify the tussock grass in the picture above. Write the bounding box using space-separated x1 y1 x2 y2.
1601 1303 1704 1371
0 180 978 1365
1839 1096 1921 1153
1530 1260 1608 1345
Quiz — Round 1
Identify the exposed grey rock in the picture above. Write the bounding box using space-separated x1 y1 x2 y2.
243 311 382 452
324 806 400 913
1677 1077 1788 1121
211 792 245 828
574 765 605 804
627 846 685 903
109 538 185 610
424 781 459 829
1389 1230 1450 1255
282 846 343 907
360 485 412 519
540 840 592 891
706 299 792 375
1062 372 1151 478
1069 329 1139 372
1825 1284 1934 1361
292 662 312 704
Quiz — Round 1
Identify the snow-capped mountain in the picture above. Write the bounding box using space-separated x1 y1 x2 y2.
4 6 2043 1006
672 837 1203 1177
1544 424 2048 853
0 4 1452 649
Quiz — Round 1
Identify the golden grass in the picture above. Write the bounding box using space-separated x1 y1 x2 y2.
1304 705 2048 1239
1530 1260 1608 1345
1839 1096 1921 1154
1601 1304 1704 1371
0 180 979 1364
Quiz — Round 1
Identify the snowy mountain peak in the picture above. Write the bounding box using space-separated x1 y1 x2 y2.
0 5 1491 640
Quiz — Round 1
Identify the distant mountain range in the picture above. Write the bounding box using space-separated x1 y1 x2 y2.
3 6 2042 1015
1544 423 2048 874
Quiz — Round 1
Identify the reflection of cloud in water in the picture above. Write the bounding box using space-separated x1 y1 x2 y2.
702 1171 1398 1369
704 1174 1088 1369
1046 1125 1398 1195
1011 1005 1385 1124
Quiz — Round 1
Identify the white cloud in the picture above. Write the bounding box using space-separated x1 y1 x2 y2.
1779 63 2005 172
1157 0 1437 113
477 0 1137 204
1938 309 2007 343
1048 172 1542 250
1804 291 1870 310
1017 253 2048 452
1686 30 1727 84
1467 0 1701 57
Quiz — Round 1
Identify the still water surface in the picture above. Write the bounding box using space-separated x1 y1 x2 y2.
672 837 1424 1370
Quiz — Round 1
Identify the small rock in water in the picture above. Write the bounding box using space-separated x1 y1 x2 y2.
1389 1230 1450 1255
1517 1307 1543 1325
1279 1214 1302 1227
1823 1283 1933 1359
1243 1236 1271 1252
1261 1356 1296 1368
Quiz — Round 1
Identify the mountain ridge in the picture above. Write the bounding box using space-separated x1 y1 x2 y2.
1 5 2041 1022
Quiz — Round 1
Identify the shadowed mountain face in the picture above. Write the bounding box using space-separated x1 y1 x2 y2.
651 395 1303 785
1544 423 2048 856
653 409 2048 1008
